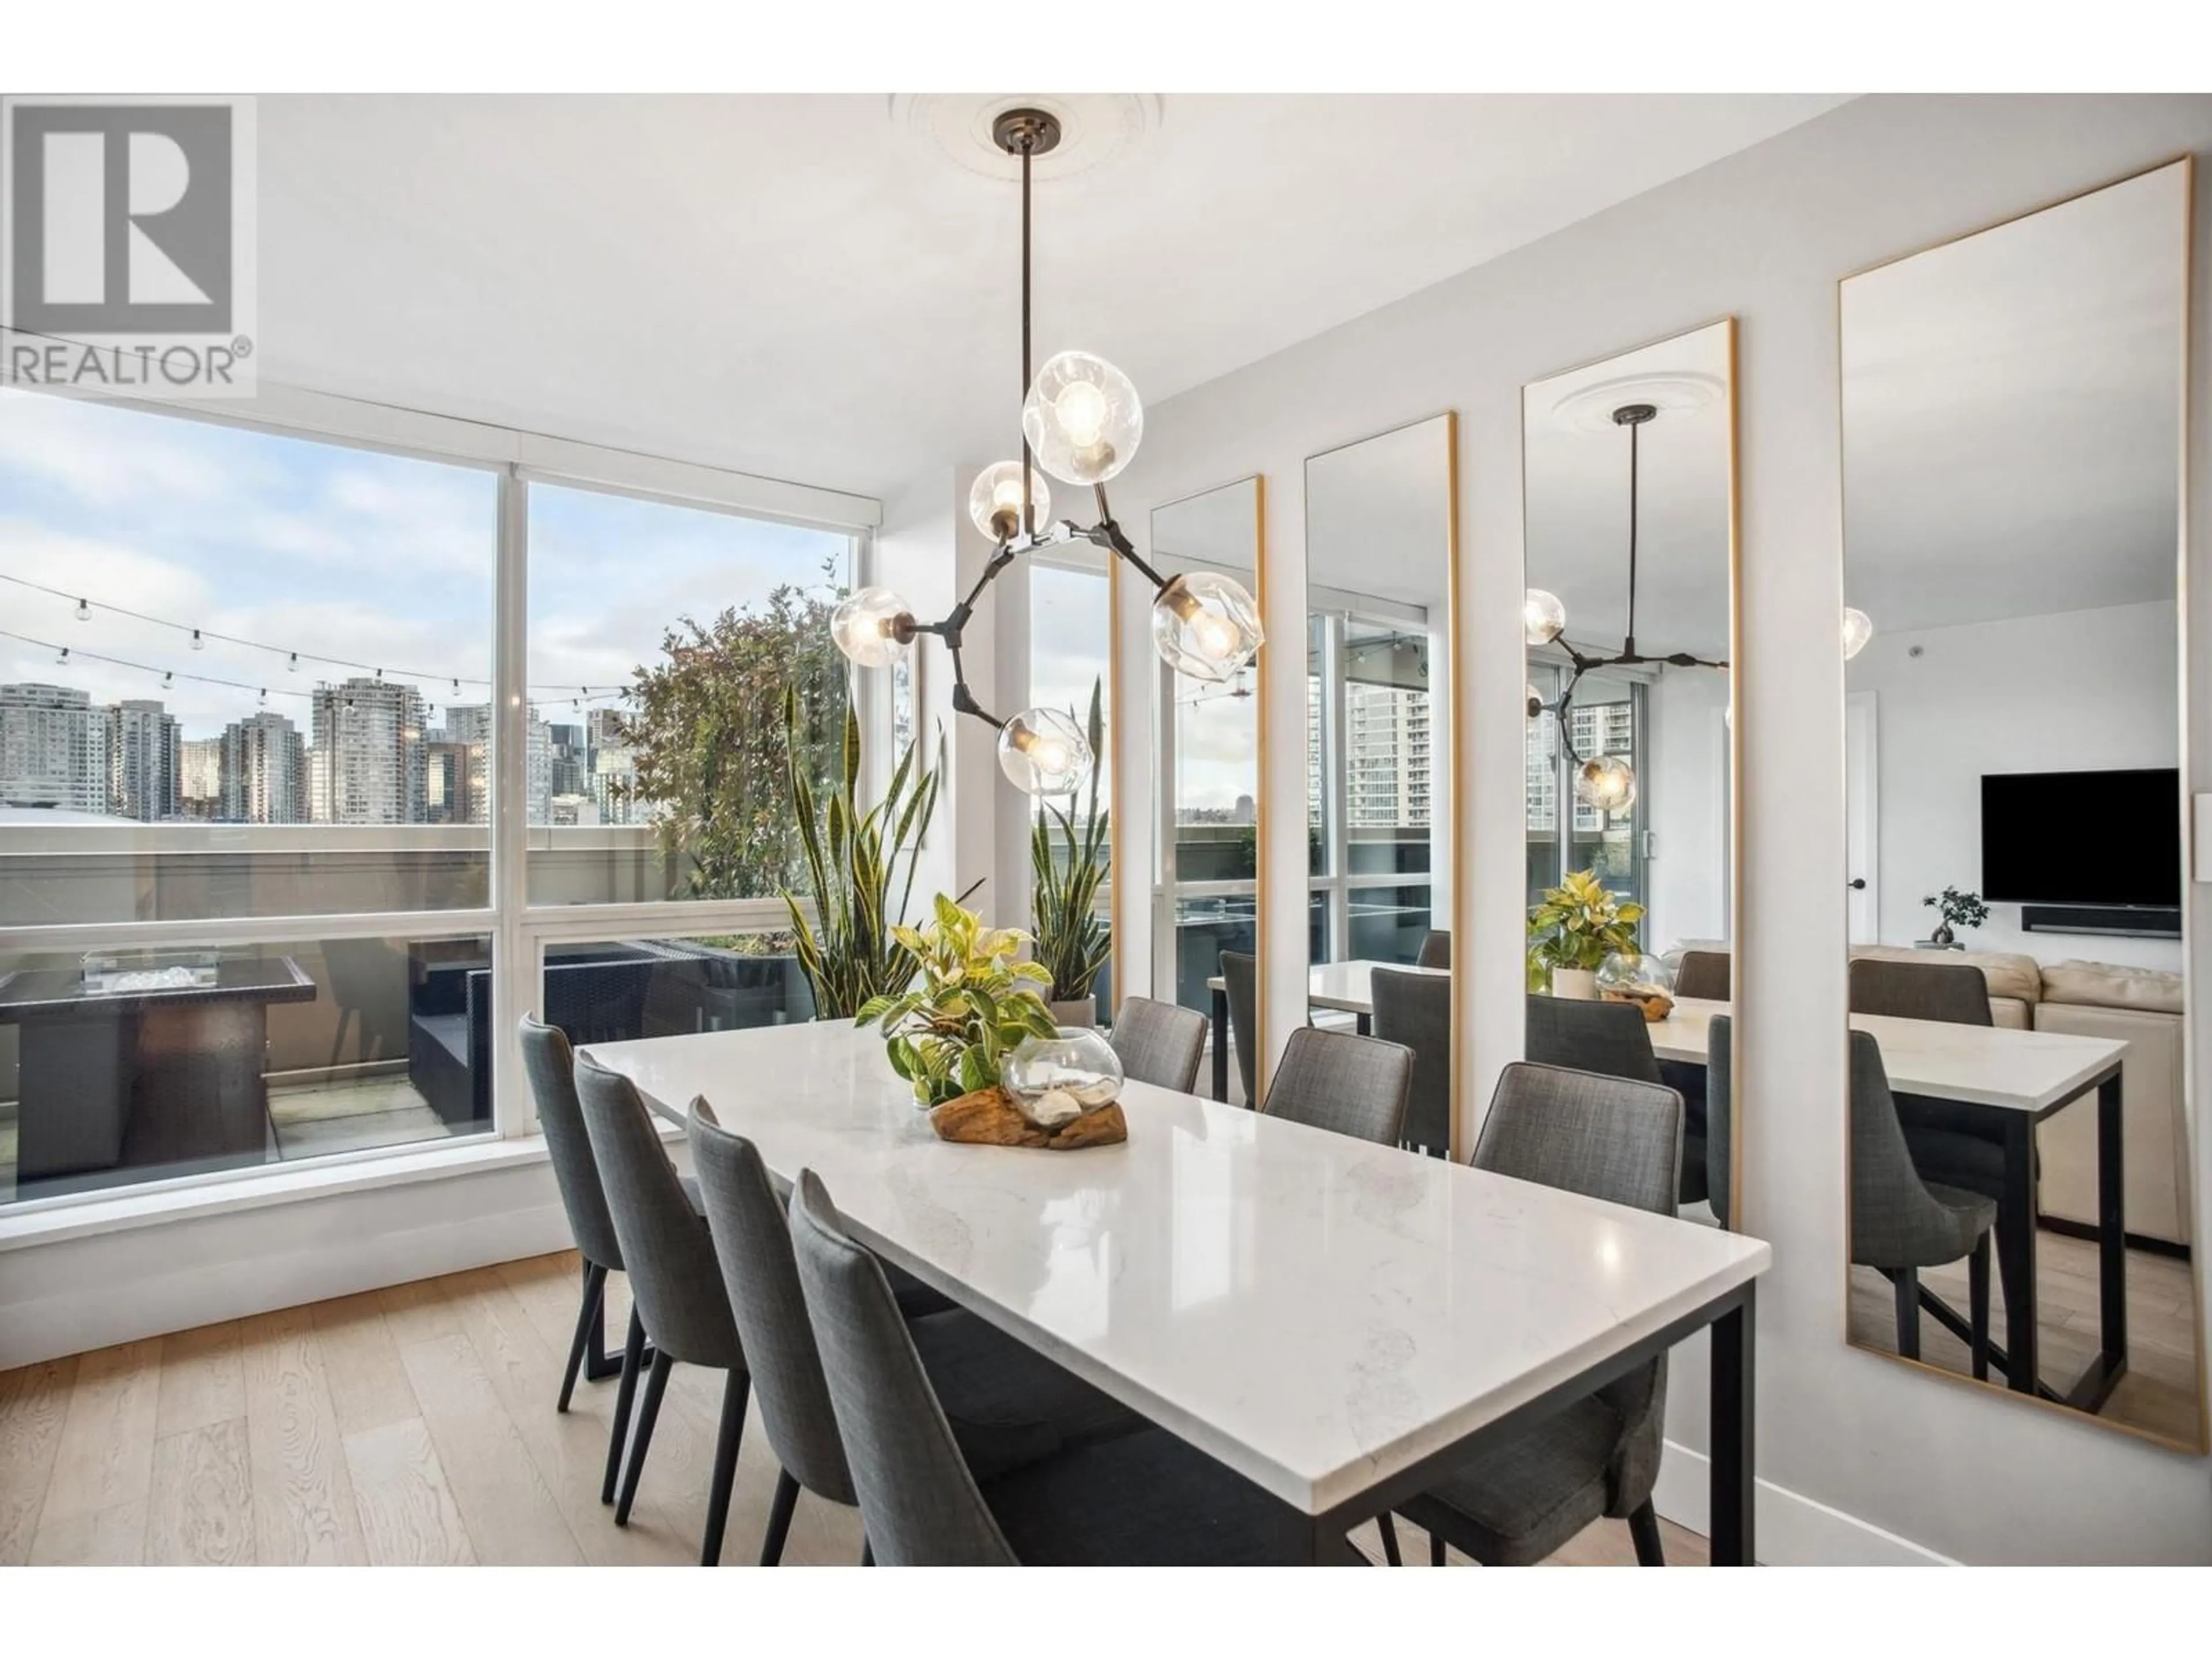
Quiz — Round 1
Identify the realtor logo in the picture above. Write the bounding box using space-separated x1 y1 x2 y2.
2 95 257 395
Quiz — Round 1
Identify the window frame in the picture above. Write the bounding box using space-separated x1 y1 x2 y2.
0 380 879 1220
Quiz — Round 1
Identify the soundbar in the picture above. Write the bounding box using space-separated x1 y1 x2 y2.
2021 904 2181 939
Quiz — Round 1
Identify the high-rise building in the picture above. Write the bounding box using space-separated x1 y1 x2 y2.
526 711 552 823
444 703 491 748
221 711 307 824
309 677 426 824
107 699 181 821
591 742 643 825
548 722 587 799
180 738 223 819
425 737 487 825
585 706 627 750
0 683 108 812
1344 681 1430 828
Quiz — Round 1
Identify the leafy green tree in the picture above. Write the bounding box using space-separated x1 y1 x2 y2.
616 575 845 900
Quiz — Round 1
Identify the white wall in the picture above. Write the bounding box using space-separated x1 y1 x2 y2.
1850 601 2183 970
1097 94 2212 1564
1647 664 1732 952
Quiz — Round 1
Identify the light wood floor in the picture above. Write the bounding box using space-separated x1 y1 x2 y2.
1847 1226 2203 1445
0 1251 1706 1567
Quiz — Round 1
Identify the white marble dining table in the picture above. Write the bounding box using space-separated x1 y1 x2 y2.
581 1018 1772 1565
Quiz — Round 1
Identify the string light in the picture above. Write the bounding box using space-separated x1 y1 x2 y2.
55 645 69 665
161 671 173 688
2 573 599 697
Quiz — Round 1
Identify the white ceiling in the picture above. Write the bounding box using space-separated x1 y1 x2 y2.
1840 161 2188 634
255 94 1851 499
1524 320 1734 659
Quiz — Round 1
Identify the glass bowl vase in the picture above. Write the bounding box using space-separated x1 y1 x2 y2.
1002 1027 1124 1131
1596 953 1676 1022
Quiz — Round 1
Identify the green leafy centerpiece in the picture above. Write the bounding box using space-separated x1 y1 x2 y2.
1527 869 1645 1000
858 895 1128 1150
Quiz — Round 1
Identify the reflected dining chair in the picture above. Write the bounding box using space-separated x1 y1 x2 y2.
1369 967 1451 1156
789 1166 1349 1565
518 1017 653 1482
685 1102 1140 1563
1709 1016 1992 1373
1524 994 1664 1086
572 1052 750 1565
1263 1025 1413 1146
1416 929 1453 970
1673 949 1731 1002
1219 949 1260 1105
1108 996 1209 1094
1846 959 2023 1358
1382 1062 1682 1567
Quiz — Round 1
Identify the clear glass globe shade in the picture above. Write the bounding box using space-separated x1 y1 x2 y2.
997 706 1092 797
830 587 913 669
1842 607 1874 661
1022 350 1143 486
1525 588 1567 645
968 461 1052 543
1152 571 1263 683
1574 754 1638 813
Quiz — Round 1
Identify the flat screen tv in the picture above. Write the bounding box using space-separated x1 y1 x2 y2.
1980 767 2181 910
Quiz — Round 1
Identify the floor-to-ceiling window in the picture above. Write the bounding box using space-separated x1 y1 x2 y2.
0 387 869 1213
1524 661 1648 907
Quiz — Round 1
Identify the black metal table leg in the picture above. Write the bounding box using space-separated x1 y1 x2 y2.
1211 984 1230 1102
1998 1115 2039 1395
1710 1284 1755 1567
2061 1070 2130 1412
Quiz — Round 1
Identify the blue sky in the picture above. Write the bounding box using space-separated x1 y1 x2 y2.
0 389 848 742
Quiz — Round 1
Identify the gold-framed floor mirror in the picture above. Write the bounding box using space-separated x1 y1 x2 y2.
1837 157 2207 1450
1149 476 1268 1104
1521 318 1742 1224
1303 414 1458 1154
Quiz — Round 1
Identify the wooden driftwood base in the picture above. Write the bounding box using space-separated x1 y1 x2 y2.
929 1087 1128 1150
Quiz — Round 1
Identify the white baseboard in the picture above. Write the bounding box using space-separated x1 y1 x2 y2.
0 1157 575 1370
1654 1439 1959 1566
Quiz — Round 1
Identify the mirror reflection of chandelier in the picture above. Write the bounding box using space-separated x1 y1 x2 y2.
831 106 1265 797
1523 402 1726 814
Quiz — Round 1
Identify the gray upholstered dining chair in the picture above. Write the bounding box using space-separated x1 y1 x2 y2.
1846 959 2021 1348
1848 956 1993 1027
684 1100 1139 1563
518 1017 654 1491
1108 996 1209 1094
1384 1061 1683 1567
788 1166 1350 1565
1673 949 1731 1002
1219 949 1259 1105
1416 929 1453 970
1369 967 1450 1156
1262 1025 1413 1146
571 1052 749 1565
1709 1016 1992 1372
1525 994 1665 1086
1844 1028 1995 1371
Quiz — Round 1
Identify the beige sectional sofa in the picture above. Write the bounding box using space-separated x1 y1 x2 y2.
1847 946 2190 1248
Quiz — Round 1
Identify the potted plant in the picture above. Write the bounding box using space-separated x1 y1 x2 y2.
1527 869 1645 999
857 894 1060 1107
781 689 948 1020
1031 680 1111 1027
1923 886 1989 948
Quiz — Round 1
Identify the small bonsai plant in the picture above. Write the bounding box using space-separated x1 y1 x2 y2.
857 894 1060 1107
1527 869 1645 992
1923 886 1989 946
1030 680 1111 1012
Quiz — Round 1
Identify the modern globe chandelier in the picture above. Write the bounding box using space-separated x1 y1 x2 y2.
831 107 1264 797
1522 402 1727 815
